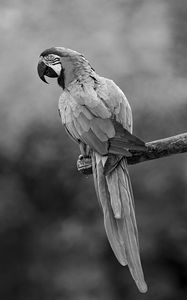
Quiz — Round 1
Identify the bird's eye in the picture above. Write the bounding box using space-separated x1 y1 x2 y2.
47 54 55 61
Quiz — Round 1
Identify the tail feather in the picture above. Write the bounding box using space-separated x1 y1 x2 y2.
92 153 127 265
92 151 147 293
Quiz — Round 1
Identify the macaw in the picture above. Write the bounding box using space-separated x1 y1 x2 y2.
37 47 147 293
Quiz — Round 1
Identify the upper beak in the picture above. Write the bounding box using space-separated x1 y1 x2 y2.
37 58 49 84
37 57 59 84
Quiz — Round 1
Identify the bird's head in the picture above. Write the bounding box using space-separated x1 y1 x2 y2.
37 47 93 89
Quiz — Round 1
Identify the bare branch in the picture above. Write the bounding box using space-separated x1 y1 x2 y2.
128 132 187 164
77 133 187 175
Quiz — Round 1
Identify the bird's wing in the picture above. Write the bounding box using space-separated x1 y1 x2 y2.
59 82 114 154
96 77 133 132
59 80 131 173
58 78 145 156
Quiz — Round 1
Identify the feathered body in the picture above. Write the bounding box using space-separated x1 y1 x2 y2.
37 47 147 293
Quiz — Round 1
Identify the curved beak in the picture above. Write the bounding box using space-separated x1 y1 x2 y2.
37 57 59 84
37 58 49 83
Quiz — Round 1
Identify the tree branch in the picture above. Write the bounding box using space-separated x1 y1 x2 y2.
77 133 187 175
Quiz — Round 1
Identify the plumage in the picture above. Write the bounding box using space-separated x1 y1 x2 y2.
90 120 109 141
37 47 147 293
81 130 108 155
92 152 127 265
77 112 90 132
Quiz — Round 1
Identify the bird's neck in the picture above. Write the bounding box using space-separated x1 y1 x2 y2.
58 56 95 89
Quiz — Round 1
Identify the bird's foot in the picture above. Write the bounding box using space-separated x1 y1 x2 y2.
77 155 92 175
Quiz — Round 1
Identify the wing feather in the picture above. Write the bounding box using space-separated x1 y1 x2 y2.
81 106 93 120
81 130 108 155
77 112 91 132
65 121 80 140
73 117 84 136
89 103 111 118
93 118 115 138
90 121 109 141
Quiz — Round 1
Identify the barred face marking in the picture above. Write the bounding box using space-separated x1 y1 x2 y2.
43 54 61 65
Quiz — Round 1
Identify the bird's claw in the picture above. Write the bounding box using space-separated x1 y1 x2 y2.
77 155 92 175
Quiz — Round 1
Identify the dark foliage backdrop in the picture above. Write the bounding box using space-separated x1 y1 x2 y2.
0 1 187 299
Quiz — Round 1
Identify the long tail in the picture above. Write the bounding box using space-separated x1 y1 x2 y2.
92 151 147 293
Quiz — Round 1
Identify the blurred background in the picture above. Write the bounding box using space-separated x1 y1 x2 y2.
0 0 187 299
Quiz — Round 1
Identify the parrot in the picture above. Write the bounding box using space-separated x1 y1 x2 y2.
37 47 147 293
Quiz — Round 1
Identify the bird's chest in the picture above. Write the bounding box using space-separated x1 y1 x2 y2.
58 83 98 125
58 86 89 126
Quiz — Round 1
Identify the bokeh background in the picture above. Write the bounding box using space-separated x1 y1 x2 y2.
0 0 187 299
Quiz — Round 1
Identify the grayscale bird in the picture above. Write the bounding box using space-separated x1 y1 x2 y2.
37 47 147 293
